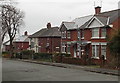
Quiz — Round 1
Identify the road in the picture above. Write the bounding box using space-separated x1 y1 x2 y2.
2 59 118 81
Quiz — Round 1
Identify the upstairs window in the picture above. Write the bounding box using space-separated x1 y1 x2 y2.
62 31 66 38
78 31 80 40
101 28 106 38
81 30 84 39
67 31 71 39
92 28 99 38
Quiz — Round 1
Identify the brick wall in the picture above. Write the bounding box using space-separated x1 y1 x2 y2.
39 37 61 53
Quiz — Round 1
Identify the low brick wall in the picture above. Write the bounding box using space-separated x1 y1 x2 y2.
54 56 85 65
62 57 84 65
53 56 107 66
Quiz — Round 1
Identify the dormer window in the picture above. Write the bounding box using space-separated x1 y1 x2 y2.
67 31 71 39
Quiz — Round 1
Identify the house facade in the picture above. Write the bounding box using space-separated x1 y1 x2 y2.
29 23 61 53
79 7 120 64
3 31 29 52
60 6 120 64
13 31 29 52
60 15 93 58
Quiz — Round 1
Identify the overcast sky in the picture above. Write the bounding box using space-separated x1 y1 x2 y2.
17 0 120 35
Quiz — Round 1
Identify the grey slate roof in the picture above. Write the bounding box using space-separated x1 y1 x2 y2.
99 9 120 24
95 15 108 25
60 15 93 30
80 9 120 29
61 22 75 30
73 15 93 27
29 27 61 38
13 35 29 42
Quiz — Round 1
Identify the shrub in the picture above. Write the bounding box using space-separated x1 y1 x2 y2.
20 50 35 59
33 53 52 60
53 53 70 57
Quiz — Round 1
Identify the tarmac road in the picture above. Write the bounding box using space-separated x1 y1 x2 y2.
2 59 118 81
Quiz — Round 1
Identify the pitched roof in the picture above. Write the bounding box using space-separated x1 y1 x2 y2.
60 15 93 30
61 22 75 30
99 9 120 24
13 35 29 42
29 27 61 38
80 9 120 29
73 15 93 27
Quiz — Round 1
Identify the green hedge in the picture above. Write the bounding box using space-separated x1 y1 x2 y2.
2 51 9 55
33 53 52 59
53 53 70 57
15 50 35 59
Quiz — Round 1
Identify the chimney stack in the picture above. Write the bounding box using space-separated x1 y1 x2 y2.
24 31 28 36
47 23 51 29
95 6 101 14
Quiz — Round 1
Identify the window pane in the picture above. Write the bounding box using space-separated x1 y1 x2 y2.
101 28 106 37
96 45 99 57
67 44 70 53
62 43 66 53
62 31 66 38
67 31 70 38
92 45 95 57
101 45 106 58
92 28 99 37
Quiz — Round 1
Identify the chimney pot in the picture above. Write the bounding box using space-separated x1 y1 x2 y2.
95 6 101 14
47 23 51 29
24 31 28 36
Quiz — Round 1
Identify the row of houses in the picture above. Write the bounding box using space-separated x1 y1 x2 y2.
3 6 120 64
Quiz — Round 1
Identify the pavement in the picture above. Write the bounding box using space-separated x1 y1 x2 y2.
13 59 120 76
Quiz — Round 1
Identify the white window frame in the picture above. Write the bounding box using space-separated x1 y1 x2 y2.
62 43 66 53
91 28 99 39
92 43 100 59
62 31 66 38
67 31 71 39
67 44 71 54
78 31 80 39
77 43 81 58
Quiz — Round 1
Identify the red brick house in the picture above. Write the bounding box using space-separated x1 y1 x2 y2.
79 7 120 64
29 23 61 53
13 31 29 52
60 15 93 58
3 31 29 52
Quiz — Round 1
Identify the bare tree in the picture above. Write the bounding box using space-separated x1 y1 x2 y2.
1 4 24 57
0 0 19 56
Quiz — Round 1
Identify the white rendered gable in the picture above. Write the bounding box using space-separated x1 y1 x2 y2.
87 17 104 28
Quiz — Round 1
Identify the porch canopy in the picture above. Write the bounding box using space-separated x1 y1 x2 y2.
80 40 91 46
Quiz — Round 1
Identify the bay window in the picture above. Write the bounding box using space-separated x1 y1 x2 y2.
67 44 71 53
92 45 99 58
62 43 66 53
